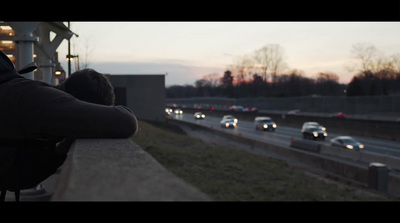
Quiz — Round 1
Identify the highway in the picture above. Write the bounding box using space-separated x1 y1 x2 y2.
169 112 400 158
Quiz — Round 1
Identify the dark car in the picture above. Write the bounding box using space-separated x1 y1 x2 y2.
220 115 238 128
301 126 327 140
330 136 364 151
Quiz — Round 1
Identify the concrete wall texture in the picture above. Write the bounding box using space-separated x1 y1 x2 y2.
167 95 400 114
51 138 211 201
107 74 166 122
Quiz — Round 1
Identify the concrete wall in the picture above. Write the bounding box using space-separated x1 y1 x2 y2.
167 95 400 114
107 74 166 122
51 138 210 201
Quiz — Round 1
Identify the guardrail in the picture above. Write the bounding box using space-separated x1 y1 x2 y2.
51 138 210 201
181 108 400 141
168 118 400 197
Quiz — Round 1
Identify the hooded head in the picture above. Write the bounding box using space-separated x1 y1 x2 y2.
0 50 37 84
57 68 115 106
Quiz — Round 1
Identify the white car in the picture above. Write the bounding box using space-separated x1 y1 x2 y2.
331 136 365 151
254 116 277 131
220 115 238 128
287 109 301 115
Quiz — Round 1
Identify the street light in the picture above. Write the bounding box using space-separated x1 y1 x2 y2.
67 21 79 78
66 54 80 72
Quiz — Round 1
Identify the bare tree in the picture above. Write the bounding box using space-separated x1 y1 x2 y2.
81 37 94 69
346 43 388 74
388 54 400 75
252 44 287 83
253 46 271 82
268 44 287 83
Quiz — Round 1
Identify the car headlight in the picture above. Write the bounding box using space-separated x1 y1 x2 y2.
234 119 238 123
313 132 318 137
323 132 327 137
196 115 200 118
233 123 236 127
272 123 277 128
201 114 205 118
225 123 229 127
263 124 268 128
321 127 326 131
359 144 364 149
346 145 353 149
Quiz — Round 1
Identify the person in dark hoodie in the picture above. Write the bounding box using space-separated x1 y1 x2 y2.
0 50 138 201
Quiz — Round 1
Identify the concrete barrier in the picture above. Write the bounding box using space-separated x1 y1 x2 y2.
290 139 321 152
51 138 210 201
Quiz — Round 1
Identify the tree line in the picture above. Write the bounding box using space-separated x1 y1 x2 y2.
166 43 400 98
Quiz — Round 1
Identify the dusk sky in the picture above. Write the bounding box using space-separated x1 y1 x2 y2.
56 22 400 87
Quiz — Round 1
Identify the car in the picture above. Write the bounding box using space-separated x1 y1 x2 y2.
165 107 173 115
301 122 326 132
229 105 245 112
287 109 301 115
220 115 238 128
330 112 346 118
330 136 364 151
174 108 183 115
254 116 277 131
194 112 205 119
245 107 259 112
301 123 327 140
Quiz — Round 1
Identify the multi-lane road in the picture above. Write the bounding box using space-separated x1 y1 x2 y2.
170 112 400 158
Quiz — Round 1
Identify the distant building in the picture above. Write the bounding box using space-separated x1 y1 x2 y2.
106 74 166 122
0 23 17 64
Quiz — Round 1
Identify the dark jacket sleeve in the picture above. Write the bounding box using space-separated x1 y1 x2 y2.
16 81 138 140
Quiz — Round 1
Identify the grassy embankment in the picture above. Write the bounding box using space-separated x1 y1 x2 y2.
132 120 397 201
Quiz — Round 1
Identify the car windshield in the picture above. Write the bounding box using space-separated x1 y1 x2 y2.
309 127 322 131
341 138 358 144
260 119 273 123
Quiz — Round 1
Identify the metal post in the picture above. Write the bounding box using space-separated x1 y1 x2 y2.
67 21 71 78
38 24 55 83
7 22 39 80
368 162 389 193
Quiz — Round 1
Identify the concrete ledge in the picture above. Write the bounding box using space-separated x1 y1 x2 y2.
51 138 210 201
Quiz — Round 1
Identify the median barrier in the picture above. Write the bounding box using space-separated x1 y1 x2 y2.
51 138 210 201
290 139 321 153
320 144 362 161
